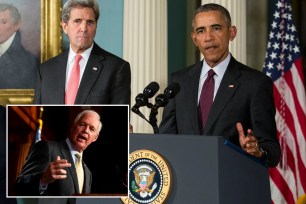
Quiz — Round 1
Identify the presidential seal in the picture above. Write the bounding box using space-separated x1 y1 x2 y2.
121 150 171 204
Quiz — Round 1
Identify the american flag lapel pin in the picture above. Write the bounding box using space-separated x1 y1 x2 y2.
229 84 234 88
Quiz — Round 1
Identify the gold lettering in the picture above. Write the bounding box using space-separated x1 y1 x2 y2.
159 162 166 172
163 175 169 186
151 192 166 204
151 154 157 161
160 191 166 199
151 197 161 204
129 152 143 163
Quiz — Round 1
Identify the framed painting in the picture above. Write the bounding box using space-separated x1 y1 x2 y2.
0 0 62 105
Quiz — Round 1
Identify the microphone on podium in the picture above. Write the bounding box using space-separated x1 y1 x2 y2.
150 82 180 134
152 82 180 109
131 81 160 121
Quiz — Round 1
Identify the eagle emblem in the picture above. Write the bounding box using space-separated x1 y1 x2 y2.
131 164 157 198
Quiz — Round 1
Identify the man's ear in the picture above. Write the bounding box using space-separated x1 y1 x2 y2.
62 21 68 35
92 135 99 142
191 32 198 47
13 20 21 32
229 26 237 41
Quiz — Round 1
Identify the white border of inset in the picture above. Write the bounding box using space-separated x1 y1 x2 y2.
6 104 130 199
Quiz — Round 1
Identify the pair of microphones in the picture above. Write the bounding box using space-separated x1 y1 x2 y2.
131 81 180 133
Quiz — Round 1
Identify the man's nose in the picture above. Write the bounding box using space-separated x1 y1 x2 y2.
204 30 214 42
82 126 90 133
80 21 87 32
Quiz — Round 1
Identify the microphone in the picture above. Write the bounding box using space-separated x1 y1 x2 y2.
132 82 159 113
152 82 180 109
149 82 180 134
143 81 160 98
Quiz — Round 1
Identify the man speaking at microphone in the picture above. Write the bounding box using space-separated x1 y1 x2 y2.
159 3 280 167
14 110 101 196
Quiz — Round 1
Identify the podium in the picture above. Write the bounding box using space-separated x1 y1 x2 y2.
76 133 271 204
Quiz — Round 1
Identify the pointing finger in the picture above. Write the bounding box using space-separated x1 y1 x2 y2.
236 122 247 148
236 122 245 138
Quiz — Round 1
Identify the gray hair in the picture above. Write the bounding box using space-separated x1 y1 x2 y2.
73 109 102 133
62 0 100 23
0 3 21 24
192 3 232 28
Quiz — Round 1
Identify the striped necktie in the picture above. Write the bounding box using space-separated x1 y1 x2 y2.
198 69 215 134
75 153 84 193
65 54 82 104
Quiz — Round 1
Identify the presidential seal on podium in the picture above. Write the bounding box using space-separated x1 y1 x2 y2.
121 149 172 204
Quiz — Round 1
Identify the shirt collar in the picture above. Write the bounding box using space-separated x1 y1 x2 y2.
0 32 16 55
200 53 231 80
68 43 94 64
65 138 83 163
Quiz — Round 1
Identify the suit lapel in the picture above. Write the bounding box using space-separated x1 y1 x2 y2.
0 31 19 67
51 51 69 103
186 62 202 135
59 140 79 193
75 44 104 104
204 58 240 134
82 162 91 193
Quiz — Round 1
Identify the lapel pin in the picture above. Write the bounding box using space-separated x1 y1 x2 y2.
92 67 98 71
229 84 234 88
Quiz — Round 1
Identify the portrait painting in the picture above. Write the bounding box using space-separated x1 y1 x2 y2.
0 0 61 101
1 0 40 58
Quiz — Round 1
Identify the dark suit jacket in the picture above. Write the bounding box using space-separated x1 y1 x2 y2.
34 43 131 104
14 140 91 196
0 32 38 89
159 56 281 167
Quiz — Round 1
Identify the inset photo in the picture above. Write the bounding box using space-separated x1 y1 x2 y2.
7 105 129 198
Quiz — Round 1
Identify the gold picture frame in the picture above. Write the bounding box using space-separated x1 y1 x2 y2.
0 90 34 106
0 1 62 106
41 0 63 62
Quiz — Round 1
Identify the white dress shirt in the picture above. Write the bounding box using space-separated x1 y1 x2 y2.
65 44 94 90
197 53 231 104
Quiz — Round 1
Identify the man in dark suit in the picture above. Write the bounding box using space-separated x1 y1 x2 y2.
0 4 38 89
14 109 101 196
159 3 281 167
34 0 130 105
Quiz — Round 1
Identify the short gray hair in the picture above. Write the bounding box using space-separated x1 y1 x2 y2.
192 3 232 28
73 110 102 133
0 3 21 24
62 0 100 23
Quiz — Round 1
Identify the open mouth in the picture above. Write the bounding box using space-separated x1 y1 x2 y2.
205 46 217 52
77 135 87 142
